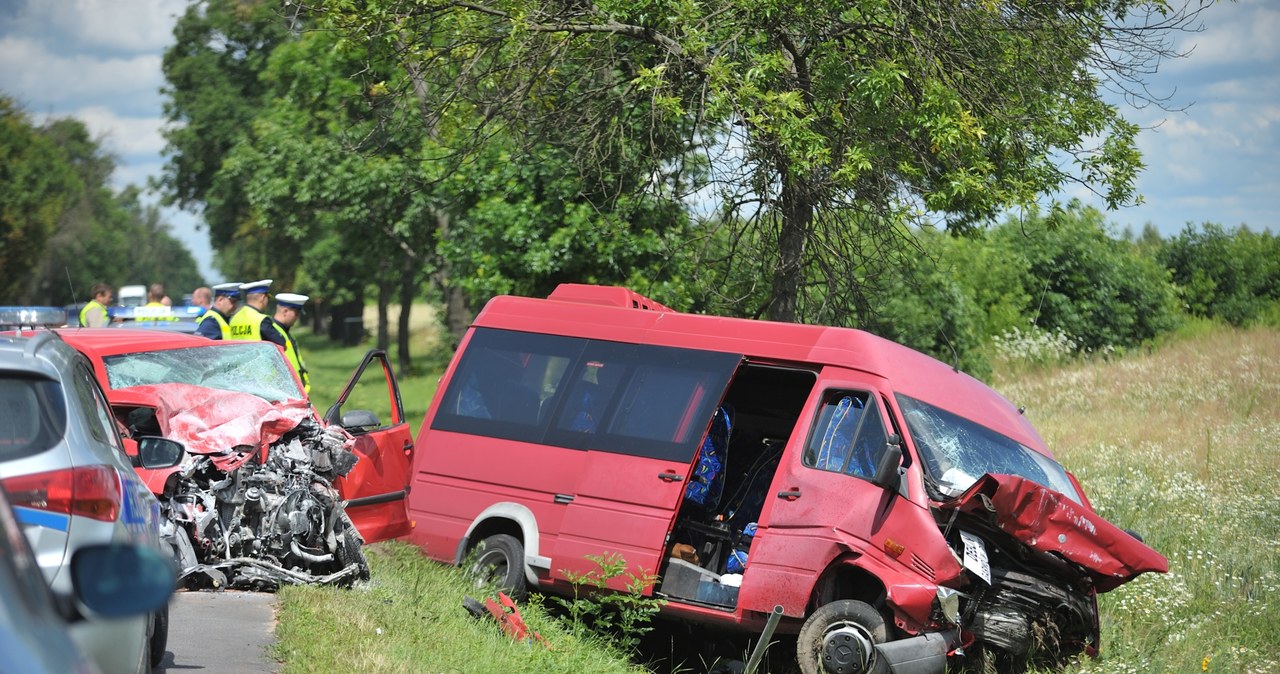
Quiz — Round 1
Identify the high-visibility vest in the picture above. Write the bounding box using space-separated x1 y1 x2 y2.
79 300 108 327
229 305 266 340
273 319 311 393
198 310 233 339
138 301 179 322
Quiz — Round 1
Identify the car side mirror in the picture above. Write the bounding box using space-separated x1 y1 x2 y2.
872 434 903 492
137 436 184 469
70 544 176 619
341 409 381 432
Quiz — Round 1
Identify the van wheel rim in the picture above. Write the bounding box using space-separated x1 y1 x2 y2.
820 622 876 674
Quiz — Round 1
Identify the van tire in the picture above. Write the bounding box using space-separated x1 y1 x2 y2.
797 600 888 674
470 534 527 601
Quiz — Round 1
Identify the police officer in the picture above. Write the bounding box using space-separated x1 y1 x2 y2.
79 283 114 327
196 283 242 339
228 279 273 341
266 293 311 393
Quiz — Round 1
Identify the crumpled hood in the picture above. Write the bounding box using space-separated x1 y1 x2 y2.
118 383 315 469
942 473 1168 592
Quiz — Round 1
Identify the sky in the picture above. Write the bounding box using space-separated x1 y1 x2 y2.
0 0 1276 285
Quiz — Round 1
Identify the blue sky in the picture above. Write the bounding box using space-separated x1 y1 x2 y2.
0 0 1275 284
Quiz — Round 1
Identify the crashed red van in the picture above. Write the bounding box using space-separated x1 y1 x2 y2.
406 284 1167 674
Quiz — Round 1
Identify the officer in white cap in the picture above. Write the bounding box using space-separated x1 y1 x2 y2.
196 282 242 339
229 279 273 342
267 292 311 393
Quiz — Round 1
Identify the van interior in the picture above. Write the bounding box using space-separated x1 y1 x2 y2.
659 362 817 608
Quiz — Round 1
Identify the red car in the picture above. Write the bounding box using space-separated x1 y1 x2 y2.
55 328 413 589
405 285 1168 674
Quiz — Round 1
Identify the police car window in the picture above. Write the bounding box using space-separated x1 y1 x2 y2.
804 391 889 479
0 376 66 460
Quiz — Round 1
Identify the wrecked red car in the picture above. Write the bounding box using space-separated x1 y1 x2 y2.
405 285 1168 673
54 328 413 589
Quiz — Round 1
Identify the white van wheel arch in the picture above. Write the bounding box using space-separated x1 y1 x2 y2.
459 503 550 588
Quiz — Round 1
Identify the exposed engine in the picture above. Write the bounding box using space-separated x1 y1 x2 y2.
162 418 368 590
947 514 1099 667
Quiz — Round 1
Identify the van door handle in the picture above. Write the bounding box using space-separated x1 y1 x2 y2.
658 471 684 482
554 493 575 504
777 489 802 501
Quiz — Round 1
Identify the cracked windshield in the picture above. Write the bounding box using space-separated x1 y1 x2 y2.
897 394 1080 502
102 343 303 402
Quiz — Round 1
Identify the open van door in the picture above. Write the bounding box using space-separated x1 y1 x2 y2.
550 342 741 590
323 350 414 543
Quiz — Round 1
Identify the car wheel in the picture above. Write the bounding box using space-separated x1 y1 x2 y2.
468 534 527 601
797 600 889 674
150 603 169 668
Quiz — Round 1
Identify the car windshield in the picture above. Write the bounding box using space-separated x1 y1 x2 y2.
0 376 67 461
896 394 1081 502
102 342 303 403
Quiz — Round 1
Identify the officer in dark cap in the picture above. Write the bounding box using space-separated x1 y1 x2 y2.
229 279 274 342
196 283 241 339
266 292 311 393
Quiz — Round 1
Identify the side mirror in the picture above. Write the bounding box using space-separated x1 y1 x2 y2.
341 409 381 431
70 544 176 618
872 435 903 492
137 436 184 469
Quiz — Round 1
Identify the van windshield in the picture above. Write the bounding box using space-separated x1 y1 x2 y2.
896 395 1080 502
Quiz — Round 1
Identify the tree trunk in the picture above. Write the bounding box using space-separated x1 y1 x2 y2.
376 279 391 352
396 250 416 377
769 169 811 323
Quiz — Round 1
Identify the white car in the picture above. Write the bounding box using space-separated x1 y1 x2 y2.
0 331 182 673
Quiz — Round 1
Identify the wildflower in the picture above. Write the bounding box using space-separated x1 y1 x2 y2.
1203 655 1211 671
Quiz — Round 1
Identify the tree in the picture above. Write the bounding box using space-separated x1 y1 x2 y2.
318 0 1207 326
0 97 80 300
1159 223 1280 326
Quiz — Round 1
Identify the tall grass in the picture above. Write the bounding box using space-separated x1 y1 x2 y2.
994 326 1280 674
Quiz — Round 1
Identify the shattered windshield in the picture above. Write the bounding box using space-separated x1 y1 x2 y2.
896 394 1080 502
102 342 304 403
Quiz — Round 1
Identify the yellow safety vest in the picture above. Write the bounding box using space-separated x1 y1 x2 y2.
229 305 266 341
198 310 233 339
79 300 108 327
273 319 311 394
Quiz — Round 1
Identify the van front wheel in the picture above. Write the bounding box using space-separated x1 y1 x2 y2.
469 534 527 601
797 600 889 674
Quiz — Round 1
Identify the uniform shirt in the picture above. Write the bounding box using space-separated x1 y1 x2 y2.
265 318 309 393
196 309 233 339
79 300 109 327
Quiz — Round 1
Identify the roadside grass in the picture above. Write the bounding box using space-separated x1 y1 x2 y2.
273 542 645 674
993 325 1280 674
276 315 1280 674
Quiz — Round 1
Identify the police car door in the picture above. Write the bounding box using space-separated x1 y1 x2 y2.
323 350 414 544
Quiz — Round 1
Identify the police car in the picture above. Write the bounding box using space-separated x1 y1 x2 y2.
0 331 183 673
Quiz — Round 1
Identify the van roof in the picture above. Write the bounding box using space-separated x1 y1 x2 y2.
475 284 1048 455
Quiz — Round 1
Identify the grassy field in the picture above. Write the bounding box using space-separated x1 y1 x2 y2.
275 318 1280 674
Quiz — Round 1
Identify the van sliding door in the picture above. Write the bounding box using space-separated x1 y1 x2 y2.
551 342 741 591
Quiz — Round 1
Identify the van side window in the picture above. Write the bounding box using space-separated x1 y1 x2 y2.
803 391 888 479
432 328 740 461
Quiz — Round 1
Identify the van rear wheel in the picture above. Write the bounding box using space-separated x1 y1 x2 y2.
797 600 889 674
469 534 527 601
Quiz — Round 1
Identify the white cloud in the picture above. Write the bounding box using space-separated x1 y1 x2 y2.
0 35 164 113
1162 0 1280 70
73 106 169 157
8 0 189 54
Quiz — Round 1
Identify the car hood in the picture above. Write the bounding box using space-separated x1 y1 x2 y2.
118 383 314 470
940 473 1168 592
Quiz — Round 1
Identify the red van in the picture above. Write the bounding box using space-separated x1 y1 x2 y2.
405 285 1166 674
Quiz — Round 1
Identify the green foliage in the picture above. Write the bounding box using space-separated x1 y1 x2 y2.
0 97 203 304
552 553 665 653
986 202 1180 353
1158 222 1280 326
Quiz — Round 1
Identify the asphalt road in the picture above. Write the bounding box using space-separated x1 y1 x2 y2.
155 590 278 673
